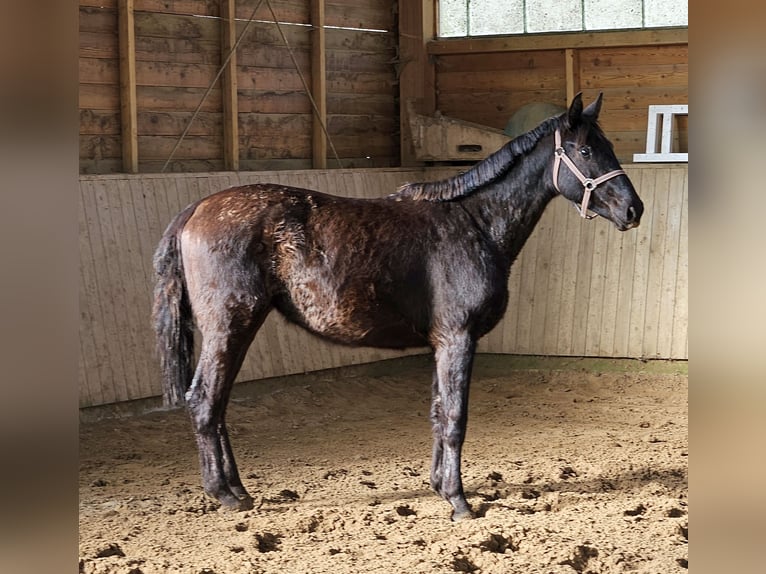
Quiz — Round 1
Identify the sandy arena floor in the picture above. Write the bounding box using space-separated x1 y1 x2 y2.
79 355 688 573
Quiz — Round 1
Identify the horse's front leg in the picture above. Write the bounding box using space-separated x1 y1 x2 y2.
430 333 476 521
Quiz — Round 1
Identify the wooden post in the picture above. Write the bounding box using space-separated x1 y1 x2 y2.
565 48 580 104
221 0 240 171
311 0 327 168
118 0 138 173
398 0 436 166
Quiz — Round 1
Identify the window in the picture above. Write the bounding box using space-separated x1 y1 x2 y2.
438 0 688 37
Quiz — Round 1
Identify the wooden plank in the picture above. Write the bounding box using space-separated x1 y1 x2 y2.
656 167 685 357
138 134 223 159
239 90 311 114
81 109 121 135
642 168 670 358
234 0 308 24
326 48 397 73
326 70 395 94
236 20 311 48
134 0 221 16
428 28 688 55
327 93 395 116
115 178 154 397
584 222 611 356
221 0 239 170
80 57 120 85
569 207 597 355
138 110 222 135
79 182 111 406
88 179 133 403
237 43 310 70
79 5 118 35
553 203 583 355
627 168 656 357
437 68 566 93
119 0 139 172
136 60 222 88
80 30 119 59
527 201 555 352
513 225 540 354
597 226 626 357
398 0 436 166
81 0 117 9
80 84 121 110
325 27 394 53
565 48 580 103
578 44 689 68
540 200 567 355
80 158 125 175
670 170 688 359
580 63 688 89
326 0 395 31
135 35 220 64
311 0 328 168
80 134 122 161
436 50 564 73
611 168 641 356
137 85 222 111
236 66 306 91
134 11 220 41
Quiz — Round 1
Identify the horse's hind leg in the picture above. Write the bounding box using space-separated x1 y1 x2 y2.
186 319 255 509
186 307 267 510
430 333 476 521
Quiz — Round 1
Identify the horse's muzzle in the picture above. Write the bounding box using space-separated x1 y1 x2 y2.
616 201 643 231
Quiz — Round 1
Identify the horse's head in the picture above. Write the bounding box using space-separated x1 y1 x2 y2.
552 93 644 231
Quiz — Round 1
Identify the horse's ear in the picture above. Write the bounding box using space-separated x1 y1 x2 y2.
583 92 603 121
567 92 584 128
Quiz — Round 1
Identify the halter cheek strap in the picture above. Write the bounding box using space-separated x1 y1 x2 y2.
553 129 626 219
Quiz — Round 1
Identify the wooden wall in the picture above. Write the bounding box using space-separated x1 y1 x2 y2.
79 0 399 174
429 30 688 163
79 164 687 408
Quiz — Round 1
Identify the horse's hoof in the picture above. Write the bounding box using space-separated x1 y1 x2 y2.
451 507 475 522
236 494 254 511
215 492 254 511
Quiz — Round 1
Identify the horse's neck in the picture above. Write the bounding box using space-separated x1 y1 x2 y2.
460 148 555 263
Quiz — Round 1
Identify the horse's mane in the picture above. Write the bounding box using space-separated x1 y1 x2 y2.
391 113 567 202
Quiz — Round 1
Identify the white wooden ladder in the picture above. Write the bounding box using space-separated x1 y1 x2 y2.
633 104 688 162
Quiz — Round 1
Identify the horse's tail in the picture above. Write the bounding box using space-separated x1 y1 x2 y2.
152 203 199 408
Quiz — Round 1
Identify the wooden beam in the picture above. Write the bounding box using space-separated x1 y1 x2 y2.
398 0 436 166
428 27 688 55
221 0 239 171
118 0 138 173
311 0 327 169
565 48 580 103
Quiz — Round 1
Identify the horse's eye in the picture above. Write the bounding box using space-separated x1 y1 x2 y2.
580 146 592 158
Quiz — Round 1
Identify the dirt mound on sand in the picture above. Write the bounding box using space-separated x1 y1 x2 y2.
79 356 688 573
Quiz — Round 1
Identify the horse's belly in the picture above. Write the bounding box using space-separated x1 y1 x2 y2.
274 280 428 349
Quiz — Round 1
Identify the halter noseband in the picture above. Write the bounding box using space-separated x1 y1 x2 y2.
553 129 626 219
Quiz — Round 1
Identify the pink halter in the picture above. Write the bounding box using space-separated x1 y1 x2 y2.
552 129 626 219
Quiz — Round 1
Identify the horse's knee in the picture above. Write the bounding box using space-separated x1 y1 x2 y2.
443 419 466 449
187 397 220 437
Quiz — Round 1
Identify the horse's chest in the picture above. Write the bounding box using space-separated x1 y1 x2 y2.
429 252 509 333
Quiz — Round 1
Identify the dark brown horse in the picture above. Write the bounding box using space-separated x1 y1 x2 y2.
153 94 643 520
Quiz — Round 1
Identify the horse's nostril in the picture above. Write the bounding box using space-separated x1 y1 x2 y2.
627 205 636 222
